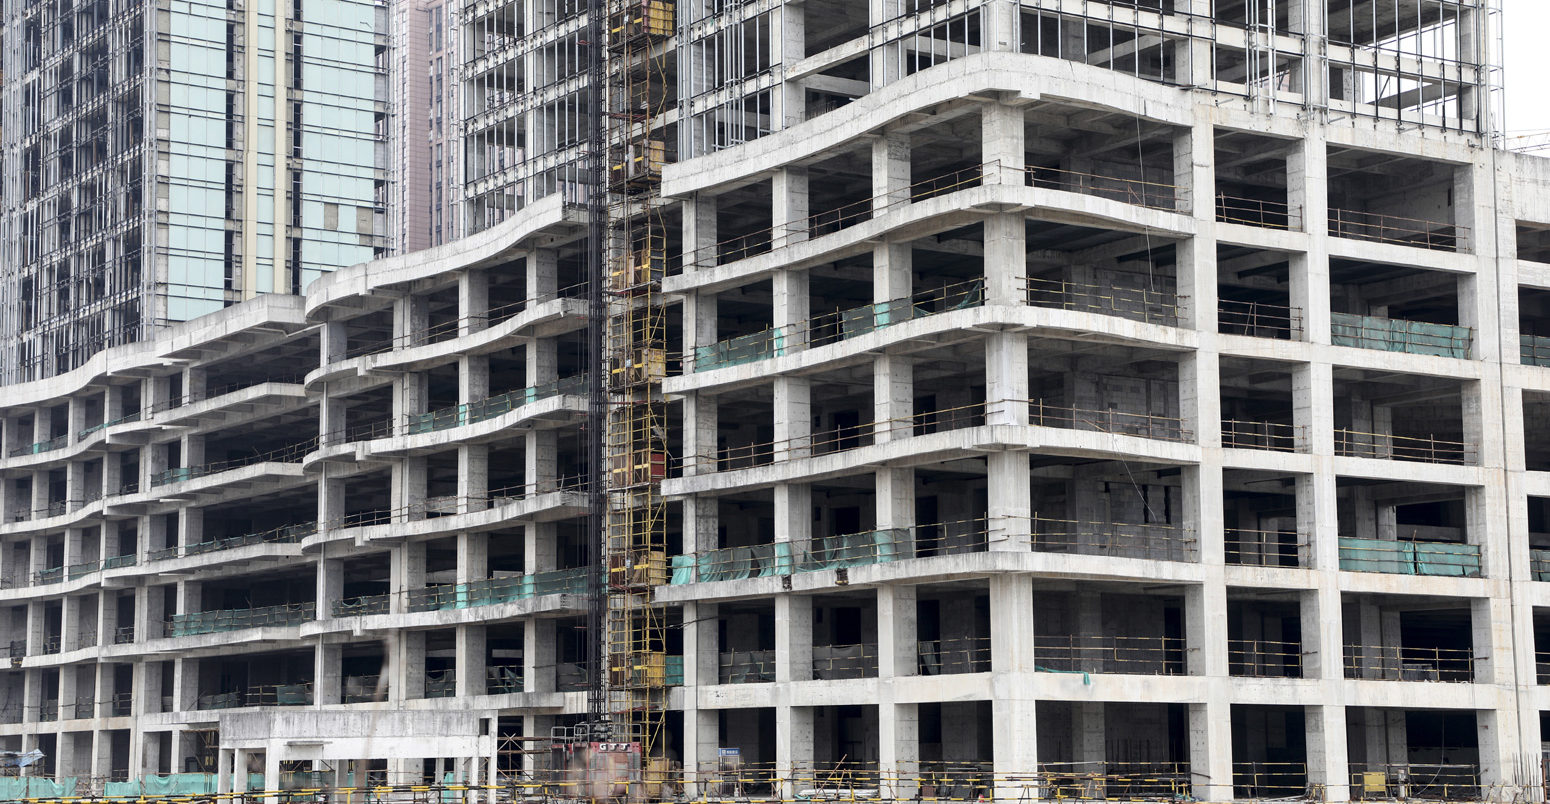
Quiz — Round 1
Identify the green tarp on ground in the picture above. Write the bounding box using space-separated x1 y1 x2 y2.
0 777 75 800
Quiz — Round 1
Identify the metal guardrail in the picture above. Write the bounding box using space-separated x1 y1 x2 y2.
1343 644 1475 682
1334 428 1471 465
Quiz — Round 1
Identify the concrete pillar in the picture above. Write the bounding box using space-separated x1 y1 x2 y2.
315 642 342 705
523 619 555 694
1188 700 1233 802
682 600 720 783
877 584 916 679
982 103 1025 304
459 268 490 335
218 748 235 793
317 557 344 621
872 132 911 213
986 332 1027 426
988 449 1030 549
770 4 804 128
989 574 1035 800
457 624 487 697
683 194 717 272
774 378 810 460
775 483 811 562
776 594 812 683
873 356 912 440
773 167 809 246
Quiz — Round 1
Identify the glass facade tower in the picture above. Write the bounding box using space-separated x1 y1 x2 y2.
0 0 389 382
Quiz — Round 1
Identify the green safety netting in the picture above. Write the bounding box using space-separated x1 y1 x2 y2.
694 329 786 371
0 777 75 800
1331 312 1470 359
1338 538 1480 578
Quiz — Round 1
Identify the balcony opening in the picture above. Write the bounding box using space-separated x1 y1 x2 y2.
1214 130 1296 230
713 389 773 470
917 582 989 676
711 707 776 796
1034 584 1185 676
1224 470 1300 568
424 629 457 698
717 601 774 684
1027 227 1180 326
1228 594 1302 678
1332 369 1471 465
1220 357 1297 452
811 704 879 780
1028 343 1183 441
1029 457 1193 562
1023 101 1182 213
1337 479 1476 577
1518 221 1550 264
1345 708 1480 801
197 648 313 710
1218 245 1300 339
341 643 388 703
1036 702 1191 799
1330 258 1469 358
1521 287 1550 367
712 180 773 267
1342 594 1476 682
1231 705 1307 799
695 280 775 372
918 702 992 791
813 594 877 680
1327 147 1463 252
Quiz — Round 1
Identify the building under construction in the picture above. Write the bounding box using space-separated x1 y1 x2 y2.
6 0 1550 802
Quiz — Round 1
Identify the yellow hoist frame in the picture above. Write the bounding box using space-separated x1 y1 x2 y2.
602 0 673 797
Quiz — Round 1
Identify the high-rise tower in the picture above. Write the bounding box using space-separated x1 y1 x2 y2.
0 0 391 383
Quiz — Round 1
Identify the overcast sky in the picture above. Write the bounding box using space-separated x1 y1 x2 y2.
1503 0 1549 138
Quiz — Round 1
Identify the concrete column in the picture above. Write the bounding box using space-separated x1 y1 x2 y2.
314 642 342 705
172 656 198 712
459 269 490 335
775 483 811 561
683 393 718 475
985 332 1027 426
876 466 914 537
774 378 810 460
776 594 812 683
1306 704 1350 803
317 558 343 619
683 194 718 271
457 624 488 697
880 702 919 793
989 574 1035 800
774 267 808 355
982 103 1025 304
458 445 489 513
523 619 555 694
770 4 804 128
776 705 814 798
988 449 1030 549
392 541 426 613
264 746 282 803
877 584 917 679
217 748 235 793
872 132 911 213
1189 701 1233 802
773 167 809 245
682 600 720 783
874 356 912 440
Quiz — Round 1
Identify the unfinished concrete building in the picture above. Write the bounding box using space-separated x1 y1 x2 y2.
0 0 393 384
5 0 1550 803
